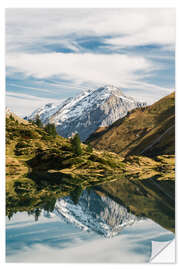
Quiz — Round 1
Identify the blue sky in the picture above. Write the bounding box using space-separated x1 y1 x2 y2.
6 8 175 116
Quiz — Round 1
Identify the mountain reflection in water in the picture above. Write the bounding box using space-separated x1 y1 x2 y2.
54 189 142 237
6 177 175 234
6 177 175 263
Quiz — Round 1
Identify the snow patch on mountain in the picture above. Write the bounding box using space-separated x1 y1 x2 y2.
27 85 146 141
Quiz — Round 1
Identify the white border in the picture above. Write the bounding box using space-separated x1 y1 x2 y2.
2 0 178 8
0 0 179 269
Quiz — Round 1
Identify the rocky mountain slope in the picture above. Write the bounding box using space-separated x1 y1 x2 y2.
26 85 146 141
87 92 175 157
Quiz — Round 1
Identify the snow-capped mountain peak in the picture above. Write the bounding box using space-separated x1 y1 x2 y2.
27 85 146 141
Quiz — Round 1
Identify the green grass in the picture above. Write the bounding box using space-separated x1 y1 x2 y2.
6 107 175 223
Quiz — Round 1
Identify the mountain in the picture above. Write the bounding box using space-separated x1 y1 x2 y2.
26 85 146 141
87 92 175 157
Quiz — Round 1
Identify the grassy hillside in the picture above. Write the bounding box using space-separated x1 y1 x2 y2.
87 92 175 157
6 109 175 221
6 113 125 201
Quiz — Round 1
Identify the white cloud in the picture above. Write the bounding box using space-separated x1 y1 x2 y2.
6 91 63 117
7 51 174 106
6 52 154 88
6 215 174 263
6 237 146 263
6 9 175 52
105 26 175 48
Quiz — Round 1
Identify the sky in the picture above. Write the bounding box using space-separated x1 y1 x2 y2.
6 212 174 263
6 8 175 117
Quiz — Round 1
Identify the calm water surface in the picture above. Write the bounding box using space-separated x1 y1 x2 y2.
6 189 174 263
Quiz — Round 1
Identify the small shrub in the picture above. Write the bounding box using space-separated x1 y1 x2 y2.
86 143 93 153
19 129 35 139
15 141 30 149
15 148 32 156
61 145 71 151
42 135 52 141
35 129 46 136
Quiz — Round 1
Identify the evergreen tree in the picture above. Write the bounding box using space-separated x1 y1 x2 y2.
70 186 83 205
34 208 41 221
71 133 82 155
34 115 43 128
44 123 57 137
9 114 15 121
